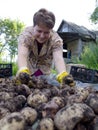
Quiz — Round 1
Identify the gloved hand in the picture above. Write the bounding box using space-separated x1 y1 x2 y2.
56 71 76 87
17 67 30 74
16 67 31 84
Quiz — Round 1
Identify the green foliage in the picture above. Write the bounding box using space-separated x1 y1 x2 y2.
75 41 98 70
90 6 98 24
0 18 25 62
12 62 18 75
51 69 57 74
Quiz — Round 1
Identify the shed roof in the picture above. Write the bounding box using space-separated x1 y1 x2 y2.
57 20 96 43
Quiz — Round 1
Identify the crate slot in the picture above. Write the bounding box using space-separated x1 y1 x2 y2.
70 66 98 83
0 64 12 78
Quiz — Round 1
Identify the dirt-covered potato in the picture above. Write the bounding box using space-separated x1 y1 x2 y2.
38 118 54 130
41 88 52 99
42 100 59 119
0 107 10 120
62 74 76 87
0 112 26 130
51 86 60 97
85 93 98 114
67 94 84 105
75 87 90 99
0 92 11 101
28 76 47 89
54 103 95 130
52 96 65 108
15 84 31 97
16 72 31 85
87 116 98 130
0 72 98 129
27 92 48 108
3 95 26 112
21 107 38 125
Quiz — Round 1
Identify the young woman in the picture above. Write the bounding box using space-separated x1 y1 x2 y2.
17 8 75 86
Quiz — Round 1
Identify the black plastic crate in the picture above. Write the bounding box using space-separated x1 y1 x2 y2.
70 66 98 83
0 64 12 78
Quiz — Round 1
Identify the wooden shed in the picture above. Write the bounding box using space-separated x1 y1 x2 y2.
57 20 96 60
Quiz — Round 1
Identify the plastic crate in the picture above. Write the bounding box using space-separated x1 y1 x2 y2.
0 64 12 78
70 66 98 83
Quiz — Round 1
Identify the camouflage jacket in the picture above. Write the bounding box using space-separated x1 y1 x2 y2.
18 26 63 75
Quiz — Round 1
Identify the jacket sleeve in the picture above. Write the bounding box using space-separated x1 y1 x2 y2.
51 32 67 74
17 34 29 70
53 46 67 74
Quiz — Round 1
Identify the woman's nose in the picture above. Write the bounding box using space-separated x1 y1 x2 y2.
40 32 45 38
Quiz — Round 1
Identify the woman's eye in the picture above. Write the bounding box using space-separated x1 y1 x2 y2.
37 30 42 33
45 32 50 35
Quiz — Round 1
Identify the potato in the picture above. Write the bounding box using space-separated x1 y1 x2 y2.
0 92 11 101
0 107 10 120
54 103 95 130
52 96 65 108
15 84 31 97
21 107 38 125
4 95 26 112
27 92 48 108
38 118 54 130
0 112 26 130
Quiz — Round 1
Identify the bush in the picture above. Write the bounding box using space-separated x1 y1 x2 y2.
75 40 98 70
12 62 18 75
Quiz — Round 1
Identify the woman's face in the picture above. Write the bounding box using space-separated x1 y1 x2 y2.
33 24 51 44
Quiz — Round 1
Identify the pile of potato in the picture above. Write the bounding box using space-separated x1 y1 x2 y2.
0 76 98 130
